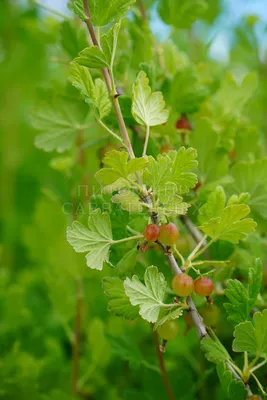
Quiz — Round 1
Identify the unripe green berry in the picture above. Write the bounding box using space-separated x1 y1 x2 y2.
157 321 179 341
172 274 194 297
201 305 220 326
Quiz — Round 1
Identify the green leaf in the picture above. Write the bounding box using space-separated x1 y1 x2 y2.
233 309 267 356
66 209 113 270
32 94 89 152
69 64 111 119
227 192 250 206
189 118 228 183
198 186 226 224
216 363 248 400
95 150 148 186
107 336 143 370
151 194 189 218
101 22 121 69
87 318 111 368
164 67 208 114
159 42 189 78
124 266 167 323
199 204 256 243
248 258 262 308
112 190 143 213
75 46 109 69
224 259 262 325
154 307 184 330
94 78 112 119
230 159 267 221
201 332 230 364
158 0 208 29
102 277 139 319
144 147 198 198
132 71 169 127
88 0 135 26
212 72 258 117
68 0 86 21
60 20 88 59
224 280 250 326
116 248 137 278
168 147 198 193
69 62 96 105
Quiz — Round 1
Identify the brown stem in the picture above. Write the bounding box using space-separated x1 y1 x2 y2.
152 330 176 400
82 0 135 159
71 278 84 396
180 215 207 246
137 0 147 21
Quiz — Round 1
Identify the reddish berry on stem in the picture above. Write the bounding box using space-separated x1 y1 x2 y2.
194 277 214 297
175 114 192 131
172 274 194 297
144 224 160 242
157 321 179 341
159 223 179 246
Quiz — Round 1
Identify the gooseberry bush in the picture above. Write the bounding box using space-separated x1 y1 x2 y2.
26 0 267 399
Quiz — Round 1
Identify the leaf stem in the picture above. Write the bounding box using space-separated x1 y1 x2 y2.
82 0 135 159
187 235 208 262
251 372 267 396
250 358 267 373
191 260 231 268
244 351 249 373
96 118 125 145
228 360 243 377
248 354 262 370
71 278 83 396
174 245 185 265
180 215 207 246
137 0 148 22
143 124 150 156
111 234 144 245
33 0 70 19
190 238 215 262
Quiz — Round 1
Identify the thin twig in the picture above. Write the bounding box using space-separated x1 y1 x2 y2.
71 278 83 396
96 118 124 145
180 215 207 247
137 0 147 22
143 125 150 156
152 330 175 400
82 0 135 159
33 0 70 19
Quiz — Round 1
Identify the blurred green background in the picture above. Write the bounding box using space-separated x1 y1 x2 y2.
1 1 267 399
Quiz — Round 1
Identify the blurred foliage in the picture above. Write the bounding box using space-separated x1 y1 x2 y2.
1 0 267 399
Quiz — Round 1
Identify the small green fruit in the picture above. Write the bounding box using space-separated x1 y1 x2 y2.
157 321 179 341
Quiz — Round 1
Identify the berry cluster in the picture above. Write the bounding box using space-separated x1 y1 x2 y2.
144 222 179 245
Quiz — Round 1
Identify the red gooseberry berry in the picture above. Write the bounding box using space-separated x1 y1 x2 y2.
194 277 214 297
159 223 179 246
144 224 160 242
172 274 194 297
